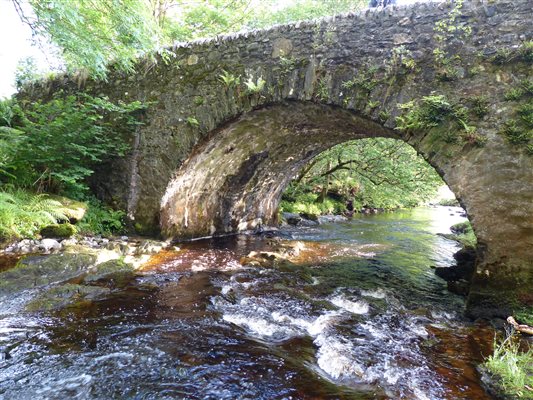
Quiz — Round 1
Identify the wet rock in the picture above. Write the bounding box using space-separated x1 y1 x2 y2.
135 240 165 255
454 247 477 270
435 247 476 296
61 237 78 247
317 215 348 224
300 213 318 222
0 346 10 361
25 284 110 312
240 241 305 267
85 259 135 286
0 252 98 295
105 241 131 255
435 265 463 282
447 279 470 296
39 238 62 253
298 218 319 227
282 212 302 226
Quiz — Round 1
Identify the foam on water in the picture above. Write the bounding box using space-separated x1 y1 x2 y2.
314 334 364 379
222 313 296 338
361 288 387 299
330 294 369 314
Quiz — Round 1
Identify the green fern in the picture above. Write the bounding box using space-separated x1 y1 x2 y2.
0 189 69 240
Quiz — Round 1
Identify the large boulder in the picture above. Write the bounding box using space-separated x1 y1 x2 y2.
40 223 77 239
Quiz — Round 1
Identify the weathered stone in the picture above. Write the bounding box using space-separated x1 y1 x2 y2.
271 38 293 58
39 238 62 252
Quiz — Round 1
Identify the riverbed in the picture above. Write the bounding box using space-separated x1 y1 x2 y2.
0 206 497 399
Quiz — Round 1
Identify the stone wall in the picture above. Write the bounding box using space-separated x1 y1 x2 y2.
20 0 533 317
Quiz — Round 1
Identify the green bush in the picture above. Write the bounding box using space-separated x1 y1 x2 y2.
516 308 533 326
0 94 145 197
0 189 69 240
77 197 126 236
280 192 346 217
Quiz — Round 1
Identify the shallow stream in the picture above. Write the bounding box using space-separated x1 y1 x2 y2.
0 206 497 399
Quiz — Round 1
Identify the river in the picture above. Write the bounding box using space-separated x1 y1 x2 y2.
0 206 497 399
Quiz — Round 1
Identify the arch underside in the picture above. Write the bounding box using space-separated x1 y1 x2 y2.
160 102 394 238
160 101 533 318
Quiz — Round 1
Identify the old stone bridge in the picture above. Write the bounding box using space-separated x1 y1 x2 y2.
24 0 532 316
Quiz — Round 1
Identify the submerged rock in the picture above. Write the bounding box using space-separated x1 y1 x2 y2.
0 252 98 295
317 215 349 224
135 240 165 255
25 284 110 312
84 259 135 286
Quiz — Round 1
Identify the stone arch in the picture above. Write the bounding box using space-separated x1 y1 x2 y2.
160 102 395 238
159 100 533 318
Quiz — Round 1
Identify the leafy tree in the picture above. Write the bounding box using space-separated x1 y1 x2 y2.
0 94 145 196
283 138 443 213
14 57 40 90
248 0 366 29
12 0 162 79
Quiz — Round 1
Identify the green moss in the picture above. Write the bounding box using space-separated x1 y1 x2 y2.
40 223 77 238
0 252 97 295
25 283 109 312
84 259 134 285
441 221 477 249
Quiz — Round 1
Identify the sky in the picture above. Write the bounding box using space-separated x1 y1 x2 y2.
0 0 40 98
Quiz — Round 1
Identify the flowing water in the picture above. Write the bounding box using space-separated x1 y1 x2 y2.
0 206 497 399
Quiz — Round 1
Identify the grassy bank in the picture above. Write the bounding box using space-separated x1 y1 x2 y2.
483 334 533 399
441 220 477 249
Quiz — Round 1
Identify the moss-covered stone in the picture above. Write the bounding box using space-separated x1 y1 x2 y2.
25 284 109 312
84 259 135 286
15 0 533 318
0 252 97 295
40 223 77 238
